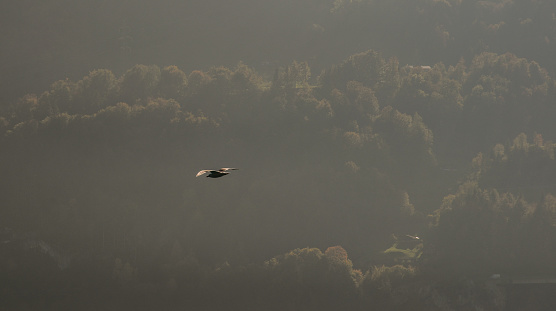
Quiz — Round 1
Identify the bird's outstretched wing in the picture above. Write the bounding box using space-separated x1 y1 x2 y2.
196 170 212 177
219 168 238 172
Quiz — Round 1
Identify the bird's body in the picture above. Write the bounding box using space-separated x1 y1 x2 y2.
196 168 238 178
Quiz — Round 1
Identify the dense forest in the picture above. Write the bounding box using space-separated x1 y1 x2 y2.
2 1 556 310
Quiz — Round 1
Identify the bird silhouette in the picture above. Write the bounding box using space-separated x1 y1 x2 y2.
196 168 238 178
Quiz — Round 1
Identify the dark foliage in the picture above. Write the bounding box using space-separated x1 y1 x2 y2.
2 1 556 310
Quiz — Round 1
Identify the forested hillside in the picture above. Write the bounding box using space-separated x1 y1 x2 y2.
2 1 556 310
3 0 556 102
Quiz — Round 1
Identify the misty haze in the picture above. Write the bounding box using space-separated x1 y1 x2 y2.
2 1 556 310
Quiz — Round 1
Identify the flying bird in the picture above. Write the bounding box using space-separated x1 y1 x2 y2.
406 235 420 240
196 168 238 178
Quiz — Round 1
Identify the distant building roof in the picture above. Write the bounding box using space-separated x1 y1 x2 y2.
408 65 431 71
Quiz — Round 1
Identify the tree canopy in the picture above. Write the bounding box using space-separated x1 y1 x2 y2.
2 1 556 309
